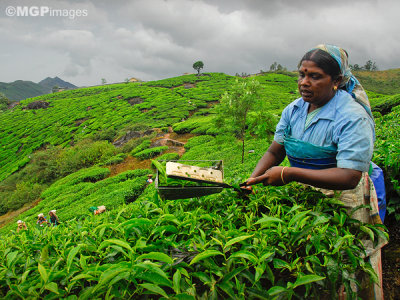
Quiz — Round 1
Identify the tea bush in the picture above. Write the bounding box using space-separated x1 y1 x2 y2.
374 105 400 220
0 183 387 299
134 146 169 160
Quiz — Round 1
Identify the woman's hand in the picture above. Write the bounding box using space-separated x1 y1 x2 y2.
246 166 288 187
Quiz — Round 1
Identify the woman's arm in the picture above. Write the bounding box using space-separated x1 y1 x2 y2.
248 166 361 190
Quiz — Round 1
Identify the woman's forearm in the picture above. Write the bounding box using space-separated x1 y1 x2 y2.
285 167 362 190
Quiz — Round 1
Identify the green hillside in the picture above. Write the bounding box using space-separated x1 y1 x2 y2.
0 71 399 298
354 68 400 95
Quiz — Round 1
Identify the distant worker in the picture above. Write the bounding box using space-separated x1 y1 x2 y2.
16 220 27 233
147 174 153 184
37 213 48 227
49 210 60 226
89 205 106 215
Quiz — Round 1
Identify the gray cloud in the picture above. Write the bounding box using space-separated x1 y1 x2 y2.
0 0 399 86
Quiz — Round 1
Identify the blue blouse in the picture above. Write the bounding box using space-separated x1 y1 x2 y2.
274 90 375 172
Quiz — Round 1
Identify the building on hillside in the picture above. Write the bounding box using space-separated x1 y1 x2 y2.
129 77 141 82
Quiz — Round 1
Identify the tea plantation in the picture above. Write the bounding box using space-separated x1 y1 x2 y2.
0 71 399 299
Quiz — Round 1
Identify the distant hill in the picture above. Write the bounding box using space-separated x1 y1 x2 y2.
0 80 49 101
0 77 77 101
38 76 77 91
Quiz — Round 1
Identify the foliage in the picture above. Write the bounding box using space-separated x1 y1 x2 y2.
0 140 117 213
0 167 150 227
373 105 400 220
193 61 204 75
155 152 180 162
350 60 378 71
0 183 387 299
269 62 287 72
0 72 296 183
354 68 400 95
0 69 397 299
0 93 10 111
172 115 217 135
134 146 169 160
100 153 128 166
371 94 400 115
215 79 263 163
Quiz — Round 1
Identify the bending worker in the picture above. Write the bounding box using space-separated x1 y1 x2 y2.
246 44 386 299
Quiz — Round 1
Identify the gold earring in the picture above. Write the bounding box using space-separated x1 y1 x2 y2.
334 86 337 91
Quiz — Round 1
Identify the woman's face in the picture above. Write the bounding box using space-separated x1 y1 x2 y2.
298 60 338 108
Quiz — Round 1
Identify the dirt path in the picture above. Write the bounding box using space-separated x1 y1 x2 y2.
108 130 194 176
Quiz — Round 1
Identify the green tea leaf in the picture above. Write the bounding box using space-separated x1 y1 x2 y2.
6 251 18 268
224 235 253 250
67 245 82 273
98 239 133 254
137 252 173 264
255 216 283 227
293 274 325 288
360 225 375 241
140 283 168 298
45 282 59 294
173 269 181 294
228 250 258 265
267 286 286 296
189 250 224 265
273 258 290 270
38 264 49 283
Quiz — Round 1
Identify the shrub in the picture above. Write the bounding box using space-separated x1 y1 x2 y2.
101 153 127 166
152 152 180 164
184 135 215 150
134 146 169 160
130 139 151 155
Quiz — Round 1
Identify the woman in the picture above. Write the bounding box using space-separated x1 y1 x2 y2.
36 213 48 227
246 44 386 299
16 220 27 233
49 210 59 226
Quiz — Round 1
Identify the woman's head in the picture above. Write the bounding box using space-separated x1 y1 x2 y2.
298 48 341 81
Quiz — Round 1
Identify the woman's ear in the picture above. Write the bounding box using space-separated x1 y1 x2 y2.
334 75 343 87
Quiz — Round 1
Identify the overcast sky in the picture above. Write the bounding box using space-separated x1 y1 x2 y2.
0 0 399 86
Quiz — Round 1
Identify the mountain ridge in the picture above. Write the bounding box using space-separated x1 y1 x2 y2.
0 77 77 101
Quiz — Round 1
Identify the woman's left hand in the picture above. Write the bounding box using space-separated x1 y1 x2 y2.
245 166 287 186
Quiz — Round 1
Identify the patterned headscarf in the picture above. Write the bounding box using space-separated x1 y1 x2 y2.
314 44 373 119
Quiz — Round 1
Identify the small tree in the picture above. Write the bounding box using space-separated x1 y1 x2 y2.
215 79 262 163
364 60 378 71
193 61 204 76
101 78 107 85
269 62 278 71
0 93 10 111
350 64 361 71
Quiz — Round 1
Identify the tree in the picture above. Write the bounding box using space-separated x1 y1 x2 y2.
0 93 10 111
350 64 361 71
364 60 378 71
101 78 107 85
193 61 204 76
270 62 278 71
215 79 263 163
